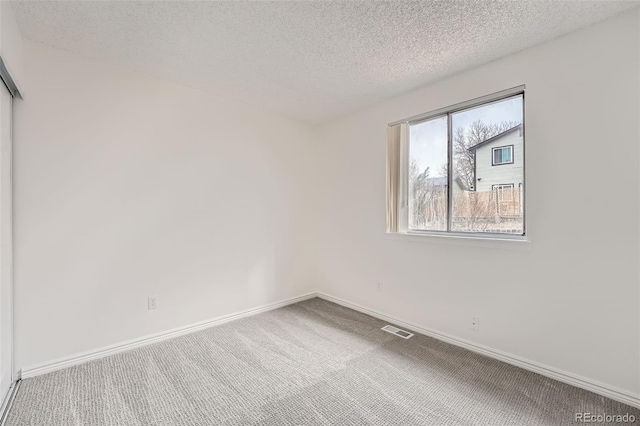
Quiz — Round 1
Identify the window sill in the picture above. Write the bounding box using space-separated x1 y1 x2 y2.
385 231 532 250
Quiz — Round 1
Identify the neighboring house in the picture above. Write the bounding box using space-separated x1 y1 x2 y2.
468 124 523 194
425 176 465 192
425 176 447 190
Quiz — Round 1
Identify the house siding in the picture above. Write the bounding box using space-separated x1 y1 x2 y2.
474 129 523 192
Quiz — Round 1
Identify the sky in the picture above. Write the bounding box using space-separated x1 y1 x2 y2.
410 95 523 177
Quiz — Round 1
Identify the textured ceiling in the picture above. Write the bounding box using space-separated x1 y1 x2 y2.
10 1 640 124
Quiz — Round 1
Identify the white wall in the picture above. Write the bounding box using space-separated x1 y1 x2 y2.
13 41 318 370
315 8 640 399
0 1 24 93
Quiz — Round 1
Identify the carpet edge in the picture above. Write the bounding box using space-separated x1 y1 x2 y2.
21 292 319 379
316 292 640 410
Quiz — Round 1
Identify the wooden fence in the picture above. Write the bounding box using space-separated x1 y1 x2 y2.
410 186 523 232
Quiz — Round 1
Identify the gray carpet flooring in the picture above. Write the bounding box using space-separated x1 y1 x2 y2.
5 298 639 425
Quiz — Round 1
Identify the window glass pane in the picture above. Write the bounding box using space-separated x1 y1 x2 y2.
450 95 524 234
408 116 448 231
493 148 501 164
505 147 512 162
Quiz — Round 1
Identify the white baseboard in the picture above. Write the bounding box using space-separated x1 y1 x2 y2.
20 291 640 410
21 293 317 379
316 292 640 409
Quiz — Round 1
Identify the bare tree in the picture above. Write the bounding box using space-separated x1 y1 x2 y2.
438 163 448 180
409 159 430 227
409 160 450 229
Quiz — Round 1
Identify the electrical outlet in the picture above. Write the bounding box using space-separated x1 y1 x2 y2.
470 317 480 332
376 281 383 292
148 296 158 310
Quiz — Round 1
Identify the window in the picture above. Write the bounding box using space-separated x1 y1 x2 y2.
492 146 513 165
492 184 514 201
386 87 525 238
408 116 448 231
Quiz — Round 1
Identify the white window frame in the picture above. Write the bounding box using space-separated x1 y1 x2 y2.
492 145 513 165
387 85 527 242
492 183 515 201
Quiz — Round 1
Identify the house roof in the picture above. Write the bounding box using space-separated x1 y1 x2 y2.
467 124 523 152
426 176 447 187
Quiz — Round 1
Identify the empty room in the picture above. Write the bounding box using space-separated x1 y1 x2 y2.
0 0 638 425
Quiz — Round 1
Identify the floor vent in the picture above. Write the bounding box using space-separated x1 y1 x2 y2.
381 325 413 339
